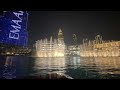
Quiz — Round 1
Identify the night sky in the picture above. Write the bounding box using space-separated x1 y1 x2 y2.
16 11 120 45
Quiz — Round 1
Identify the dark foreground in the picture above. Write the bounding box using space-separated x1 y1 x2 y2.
1 56 120 79
24 73 73 79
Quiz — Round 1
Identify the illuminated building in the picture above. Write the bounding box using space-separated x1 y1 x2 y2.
35 29 65 57
79 35 120 57
66 45 80 56
66 34 80 56
0 11 29 55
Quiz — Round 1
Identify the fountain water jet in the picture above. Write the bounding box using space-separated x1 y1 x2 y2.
35 29 66 57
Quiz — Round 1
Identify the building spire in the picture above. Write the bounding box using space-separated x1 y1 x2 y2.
58 28 64 44
59 28 62 33
58 28 63 39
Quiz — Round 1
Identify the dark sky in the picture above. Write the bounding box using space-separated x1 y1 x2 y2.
28 11 120 45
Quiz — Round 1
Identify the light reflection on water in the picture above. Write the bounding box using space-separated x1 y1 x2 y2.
0 56 120 79
82 57 120 74
33 57 66 75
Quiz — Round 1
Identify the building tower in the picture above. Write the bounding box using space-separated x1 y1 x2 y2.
58 28 64 44
73 34 77 45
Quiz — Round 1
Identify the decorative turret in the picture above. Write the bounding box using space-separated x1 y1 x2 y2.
95 35 103 44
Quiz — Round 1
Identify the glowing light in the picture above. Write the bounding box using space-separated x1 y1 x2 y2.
35 29 65 57
80 35 120 57
0 11 28 47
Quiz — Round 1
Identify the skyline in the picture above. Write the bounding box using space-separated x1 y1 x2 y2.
1 11 120 46
28 11 120 45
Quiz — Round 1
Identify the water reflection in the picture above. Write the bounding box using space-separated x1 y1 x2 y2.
0 56 120 79
3 56 16 79
80 57 120 77
0 56 6 78
69 57 80 65
34 57 66 75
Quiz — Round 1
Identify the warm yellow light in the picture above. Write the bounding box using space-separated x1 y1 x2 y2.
6 52 10 55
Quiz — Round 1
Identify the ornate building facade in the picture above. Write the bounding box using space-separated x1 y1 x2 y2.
79 35 120 57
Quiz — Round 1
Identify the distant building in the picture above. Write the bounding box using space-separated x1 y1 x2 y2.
66 45 80 56
79 35 120 57
66 34 80 56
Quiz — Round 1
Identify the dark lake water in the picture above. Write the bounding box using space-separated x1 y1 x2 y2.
0 56 120 79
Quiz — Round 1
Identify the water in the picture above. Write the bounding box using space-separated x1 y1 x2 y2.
0 56 120 79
